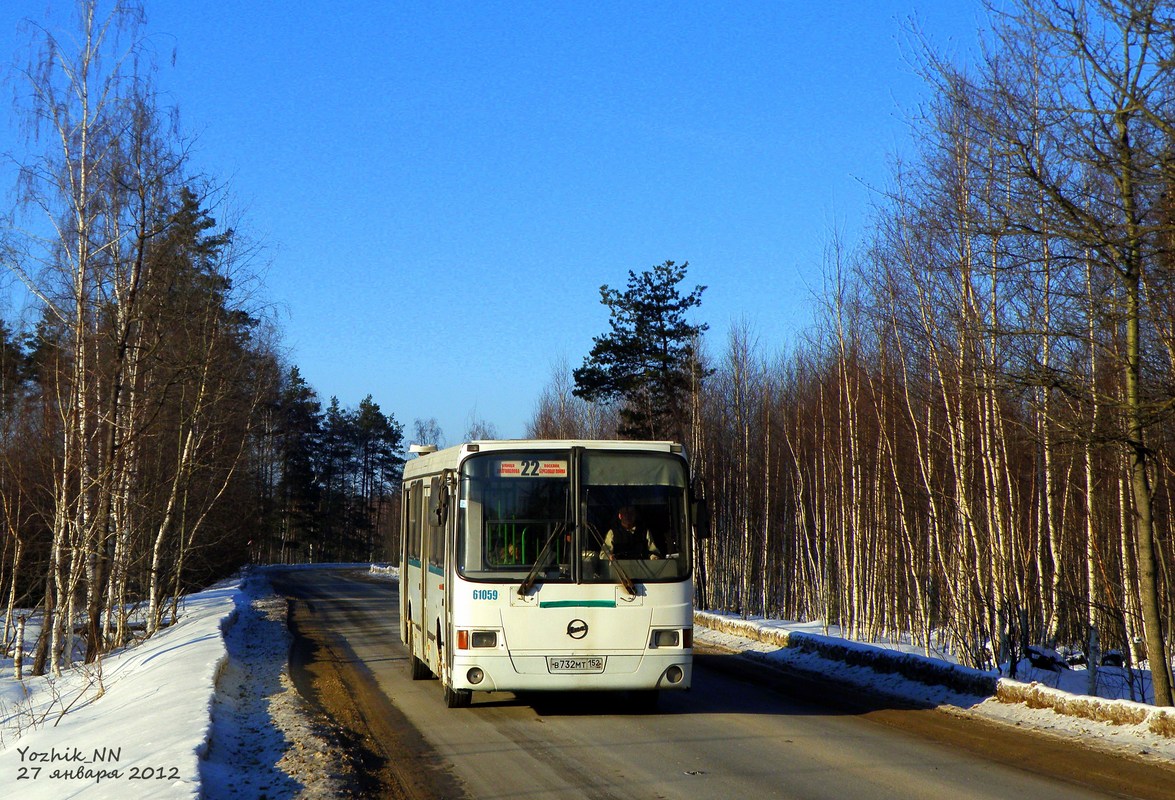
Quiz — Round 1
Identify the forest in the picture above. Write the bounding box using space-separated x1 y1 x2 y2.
5 0 1175 714
532 0 1175 707
0 3 405 676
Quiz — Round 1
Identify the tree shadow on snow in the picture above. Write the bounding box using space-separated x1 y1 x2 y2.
198 588 306 800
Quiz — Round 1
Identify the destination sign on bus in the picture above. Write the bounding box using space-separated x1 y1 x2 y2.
498 459 568 478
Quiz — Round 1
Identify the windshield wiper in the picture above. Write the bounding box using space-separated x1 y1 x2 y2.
586 521 636 596
517 521 569 596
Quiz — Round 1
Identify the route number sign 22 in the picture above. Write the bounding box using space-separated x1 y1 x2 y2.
497 460 568 478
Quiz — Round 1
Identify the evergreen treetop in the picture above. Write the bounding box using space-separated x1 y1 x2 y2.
573 260 708 441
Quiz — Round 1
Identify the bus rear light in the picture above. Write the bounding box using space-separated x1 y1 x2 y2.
683 628 693 649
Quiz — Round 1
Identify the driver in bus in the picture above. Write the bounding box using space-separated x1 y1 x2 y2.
604 505 661 560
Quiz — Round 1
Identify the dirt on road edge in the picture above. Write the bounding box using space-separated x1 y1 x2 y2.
278 584 468 800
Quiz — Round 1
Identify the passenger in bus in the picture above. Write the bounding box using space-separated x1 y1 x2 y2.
490 539 521 565
604 506 661 560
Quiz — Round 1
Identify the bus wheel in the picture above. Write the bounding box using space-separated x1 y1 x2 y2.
444 682 472 708
410 650 431 680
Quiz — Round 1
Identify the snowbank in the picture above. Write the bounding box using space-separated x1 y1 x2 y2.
2 566 1170 799
0 580 241 799
695 609 1175 740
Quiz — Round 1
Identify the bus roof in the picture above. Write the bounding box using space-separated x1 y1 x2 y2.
402 439 684 480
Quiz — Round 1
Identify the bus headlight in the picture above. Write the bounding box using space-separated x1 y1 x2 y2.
665 665 685 684
650 629 680 648
471 631 497 648
467 667 485 684
457 630 498 649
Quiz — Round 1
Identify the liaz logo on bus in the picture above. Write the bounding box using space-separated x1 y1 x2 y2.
497 460 568 478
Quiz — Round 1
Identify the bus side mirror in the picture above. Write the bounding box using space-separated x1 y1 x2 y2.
692 498 711 539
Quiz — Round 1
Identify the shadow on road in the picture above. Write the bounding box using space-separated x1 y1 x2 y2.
200 584 305 800
506 649 949 718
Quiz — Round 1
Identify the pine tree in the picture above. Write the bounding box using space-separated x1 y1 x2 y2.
573 260 708 440
276 368 322 562
354 395 404 559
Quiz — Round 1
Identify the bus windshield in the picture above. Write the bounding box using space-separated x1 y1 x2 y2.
457 449 690 584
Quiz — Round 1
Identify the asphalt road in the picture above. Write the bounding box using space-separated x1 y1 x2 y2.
267 566 1175 800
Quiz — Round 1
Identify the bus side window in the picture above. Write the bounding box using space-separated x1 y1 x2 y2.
406 482 422 562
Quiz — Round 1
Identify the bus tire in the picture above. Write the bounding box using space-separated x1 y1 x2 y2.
410 651 430 680
444 683 472 708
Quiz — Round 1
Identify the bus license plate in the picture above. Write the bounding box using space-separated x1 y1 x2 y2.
547 656 606 673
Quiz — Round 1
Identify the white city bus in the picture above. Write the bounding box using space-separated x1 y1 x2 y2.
399 439 706 708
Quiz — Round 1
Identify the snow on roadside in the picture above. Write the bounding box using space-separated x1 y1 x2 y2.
0 567 360 799
200 570 357 800
0 581 238 798
694 611 1175 763
1 562 1172 799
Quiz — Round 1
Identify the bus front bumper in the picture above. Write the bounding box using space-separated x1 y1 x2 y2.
450 652 692 693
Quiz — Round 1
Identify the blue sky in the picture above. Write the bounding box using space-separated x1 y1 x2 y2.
0 2 982 442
